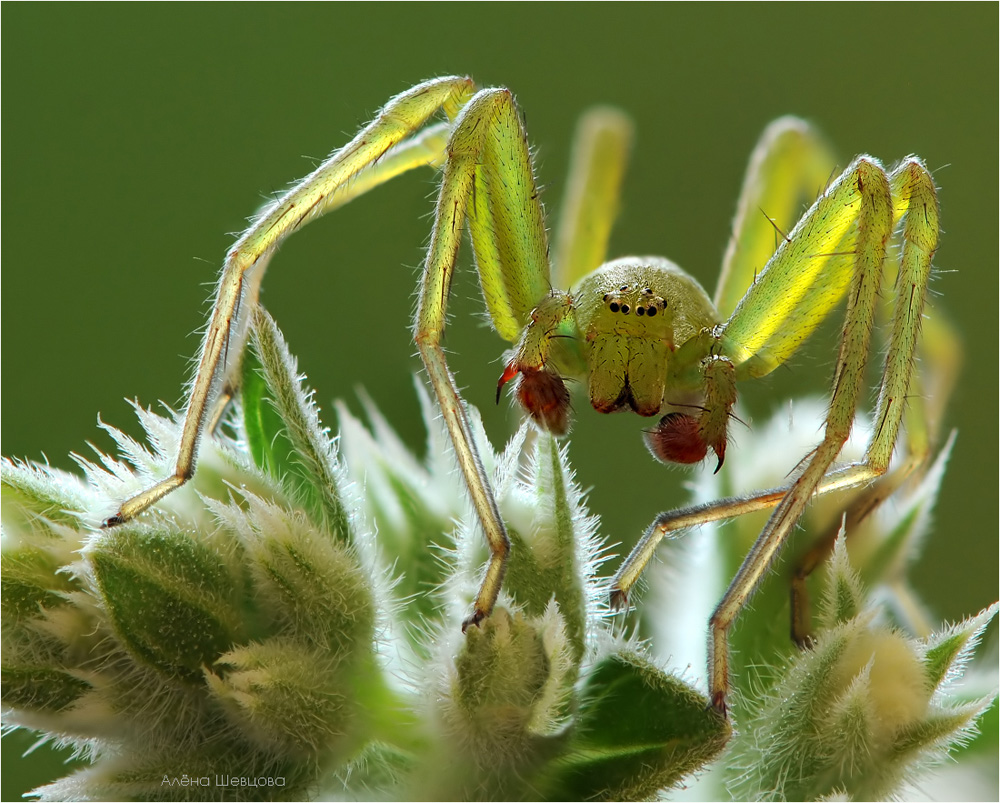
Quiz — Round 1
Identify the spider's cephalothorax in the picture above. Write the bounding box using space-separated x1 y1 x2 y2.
498 256 732 470
104 77 941 716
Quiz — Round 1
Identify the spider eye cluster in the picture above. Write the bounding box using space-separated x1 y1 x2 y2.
602 284 666 317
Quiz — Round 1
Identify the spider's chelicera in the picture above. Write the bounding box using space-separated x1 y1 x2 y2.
103 77 940 715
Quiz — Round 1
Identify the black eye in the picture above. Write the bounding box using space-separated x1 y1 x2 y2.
636 306 646 316
621 304 630 314
620 284 629 292
609 301 620 313
647 306 657 317
643 287 652 295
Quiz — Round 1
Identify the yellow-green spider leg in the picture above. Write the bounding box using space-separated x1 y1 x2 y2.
200 122 458 438
789 163 954 645
414 87 554 627
551 107 634 290
704 156 938 712
104 76 475 525
713 123 950 646
714 116 838 319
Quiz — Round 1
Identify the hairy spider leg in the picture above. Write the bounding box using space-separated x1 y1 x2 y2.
413 87 557 628
104 76 476 526
415 87 643 629
709 157 937 713
788 160 950 645
551 107 635 289
714 116 838 319
715 126 953 650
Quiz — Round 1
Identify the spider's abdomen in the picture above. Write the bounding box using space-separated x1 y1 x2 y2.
573 257 719 416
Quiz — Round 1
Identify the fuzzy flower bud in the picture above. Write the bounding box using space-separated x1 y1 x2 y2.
729 536 998 801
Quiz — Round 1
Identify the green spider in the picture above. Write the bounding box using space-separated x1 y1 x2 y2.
104 76 940 715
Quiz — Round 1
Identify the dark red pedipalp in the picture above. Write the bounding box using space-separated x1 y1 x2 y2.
497 361 571 436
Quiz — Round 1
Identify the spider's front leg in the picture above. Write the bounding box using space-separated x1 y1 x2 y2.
704 156 939 713
103 76 475 526
412 88 557 628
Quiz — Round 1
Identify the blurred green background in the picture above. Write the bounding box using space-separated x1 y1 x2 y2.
3 4 996 798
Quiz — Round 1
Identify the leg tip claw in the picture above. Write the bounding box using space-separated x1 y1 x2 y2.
461 609 487 632
710 691 728 719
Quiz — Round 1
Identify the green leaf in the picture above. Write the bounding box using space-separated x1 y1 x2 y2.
546 652 729 801
1 666 91 713
1 547 77 624
89 526 244 681
922 603 999 690
504 436 589 663
818 532 864 631
242 307 352 544
230 494 376 656
336 399 455 632
206 638 358 759
240 344 288 484
892 704 992 759
1 458 90 531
